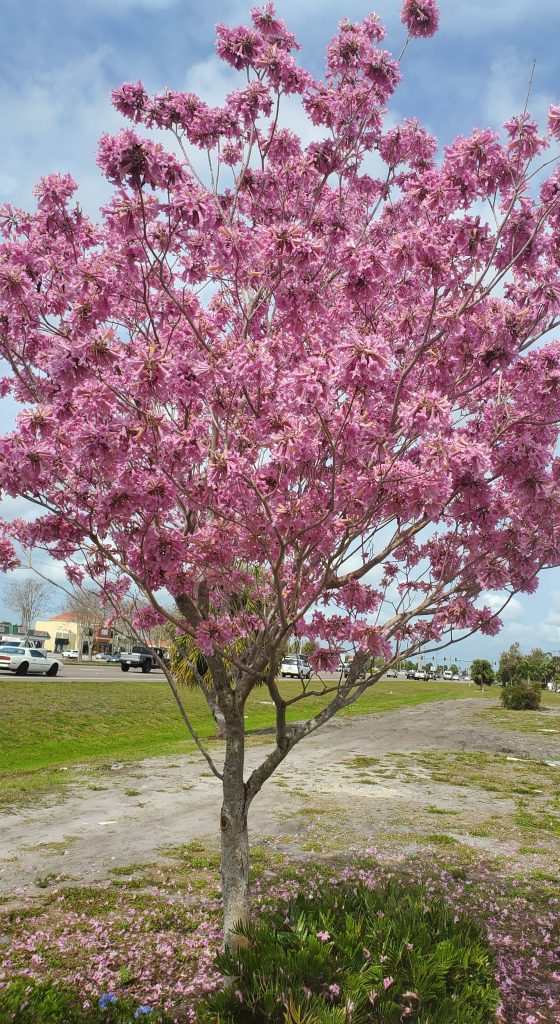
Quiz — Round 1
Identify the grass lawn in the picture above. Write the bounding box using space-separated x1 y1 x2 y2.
2 676 493 803
474 694 560 735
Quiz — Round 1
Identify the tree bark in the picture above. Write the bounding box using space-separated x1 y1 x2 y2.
220 704 250 951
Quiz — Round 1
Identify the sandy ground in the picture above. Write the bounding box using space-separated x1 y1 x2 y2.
1 699 559 895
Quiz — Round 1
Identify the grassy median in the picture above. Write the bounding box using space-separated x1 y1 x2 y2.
1 676 496 804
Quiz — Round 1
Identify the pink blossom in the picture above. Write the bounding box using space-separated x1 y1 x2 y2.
1 2 560 966
548 104 560 140
400 0 440 38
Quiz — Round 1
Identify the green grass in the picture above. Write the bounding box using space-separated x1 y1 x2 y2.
515 808 560 836
0 676 490 804
380 749 560 800
474 692 560 734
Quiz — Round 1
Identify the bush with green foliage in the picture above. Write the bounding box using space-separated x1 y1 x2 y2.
500 682 542 711
470 659 494 687
197 881 499 1024
0 979 168 1024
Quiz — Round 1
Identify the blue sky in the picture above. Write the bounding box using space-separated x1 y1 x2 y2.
1 0 560 667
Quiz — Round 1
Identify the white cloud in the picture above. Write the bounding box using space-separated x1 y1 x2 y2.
484 47 554 133
0 47 121 215
479 591 524 621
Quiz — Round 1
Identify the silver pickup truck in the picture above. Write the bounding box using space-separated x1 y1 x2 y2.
120 645 167 673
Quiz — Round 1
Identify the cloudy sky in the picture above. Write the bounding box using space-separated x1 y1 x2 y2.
1 0 560 667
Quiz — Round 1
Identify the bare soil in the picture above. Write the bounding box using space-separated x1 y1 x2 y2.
1 698 559 896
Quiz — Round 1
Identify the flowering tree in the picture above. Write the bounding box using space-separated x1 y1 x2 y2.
1 0 560 945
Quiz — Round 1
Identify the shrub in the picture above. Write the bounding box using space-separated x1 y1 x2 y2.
197 881 499 1024
500 682 542 711
0 978 168 1024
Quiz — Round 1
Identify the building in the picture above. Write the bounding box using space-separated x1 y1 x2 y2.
34 613 128 656
0 621 49 649
34 613 84 654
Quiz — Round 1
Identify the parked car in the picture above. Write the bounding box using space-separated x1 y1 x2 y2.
280 655 312 679
0 645 61 676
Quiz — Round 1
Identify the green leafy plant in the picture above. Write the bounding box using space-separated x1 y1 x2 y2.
0 978 169 1024
197 882 499 1024
470 660 494 687
500 682 542 711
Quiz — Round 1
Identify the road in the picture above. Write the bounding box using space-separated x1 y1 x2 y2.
0 662 474 684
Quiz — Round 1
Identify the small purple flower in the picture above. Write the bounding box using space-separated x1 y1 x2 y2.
99 992 118 1010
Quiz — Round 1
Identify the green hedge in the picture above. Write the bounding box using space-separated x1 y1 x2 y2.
197 881 499 1024
500 682 541 710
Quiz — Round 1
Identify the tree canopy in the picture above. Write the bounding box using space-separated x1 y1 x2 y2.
1 0 560 941
470 658 494 687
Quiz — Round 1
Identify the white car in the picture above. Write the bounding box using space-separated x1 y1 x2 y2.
280 655 312 679
0 645 62 676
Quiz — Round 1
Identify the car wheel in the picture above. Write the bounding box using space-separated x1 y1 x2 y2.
16 662 29 676
47 663 59 676
121 664 130 672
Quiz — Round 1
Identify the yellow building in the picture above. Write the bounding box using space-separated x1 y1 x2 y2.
34 613 128 655
34 613 82 654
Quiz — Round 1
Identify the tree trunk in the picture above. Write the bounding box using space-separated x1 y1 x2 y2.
220 706 250 951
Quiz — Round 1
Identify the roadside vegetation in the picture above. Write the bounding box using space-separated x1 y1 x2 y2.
0 841 557 1024
0 678 494 806
1 692 559 1022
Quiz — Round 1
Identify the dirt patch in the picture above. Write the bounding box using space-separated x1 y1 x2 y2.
1 699 559 896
